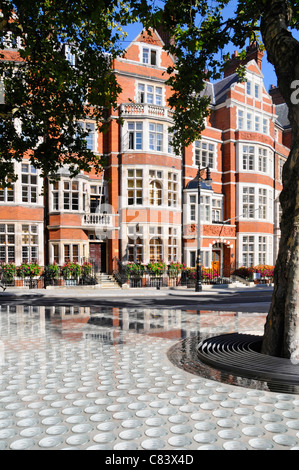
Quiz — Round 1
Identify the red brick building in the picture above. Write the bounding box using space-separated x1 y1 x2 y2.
0 28 290 276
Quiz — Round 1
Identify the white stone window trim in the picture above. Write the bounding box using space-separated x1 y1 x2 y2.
136 81 164 106
236 143 273 175
193 139 217 170
238 183 273 223
238 233 274 267
138 43 162 68
236 106 270 135
185 190 223 224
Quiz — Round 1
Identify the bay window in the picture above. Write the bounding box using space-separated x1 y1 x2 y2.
128 122 143 150
149 123 163 151
127 169 143 205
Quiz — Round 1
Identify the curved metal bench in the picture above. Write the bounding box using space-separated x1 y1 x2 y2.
197 333 299 385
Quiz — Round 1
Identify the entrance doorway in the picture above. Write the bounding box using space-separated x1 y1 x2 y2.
212 248 221 274
89 242 107 273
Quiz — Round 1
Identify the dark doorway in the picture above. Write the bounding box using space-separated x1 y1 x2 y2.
89 243 107 273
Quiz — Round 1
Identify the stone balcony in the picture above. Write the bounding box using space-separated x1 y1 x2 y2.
82 213 113 227
120 103 174 120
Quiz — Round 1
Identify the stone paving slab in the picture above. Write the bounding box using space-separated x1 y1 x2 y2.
0 305 298 451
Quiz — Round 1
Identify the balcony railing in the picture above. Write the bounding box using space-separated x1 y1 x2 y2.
120 103 174 120
82 213 113 227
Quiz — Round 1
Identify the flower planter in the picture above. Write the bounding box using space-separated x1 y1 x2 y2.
65 279 78 286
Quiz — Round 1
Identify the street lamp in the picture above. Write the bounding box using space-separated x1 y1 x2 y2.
195 166 212 292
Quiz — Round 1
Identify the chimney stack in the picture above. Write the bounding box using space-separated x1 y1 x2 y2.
223 42 264 78
269 84 285 105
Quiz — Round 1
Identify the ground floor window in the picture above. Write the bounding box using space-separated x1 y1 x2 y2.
168 227 179 262
127 236 143 263
240 234 273 267
64 244 79 263
22 225 39 263
149 237 163 262
52 245 59 264
189 251 196 268
0 224 15 263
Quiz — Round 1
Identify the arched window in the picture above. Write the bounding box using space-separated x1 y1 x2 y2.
149 180 162 206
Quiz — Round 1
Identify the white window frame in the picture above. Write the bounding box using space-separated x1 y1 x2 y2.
240 184 272 221
0 178 14 203
239 234 273 267
168 227 179 262
137 82 163 106
167 172 178 208
194 140 216 169
22 224 39 263
238 144 271 174
149 226 163 262
127 169 143 206
149 123 163 152
127 121 143 151
21 163 38 204
242 145 255 171
141 46 159 66
64 244 80 263
78 121 97 152
0 224 15 264
63 180 80 212
237 107 269 135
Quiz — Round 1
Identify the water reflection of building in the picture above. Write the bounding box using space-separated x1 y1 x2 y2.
0 305 267 352
0 305 46 340
45 306 92 342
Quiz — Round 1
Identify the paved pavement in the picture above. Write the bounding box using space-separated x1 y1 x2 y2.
2 284 297 452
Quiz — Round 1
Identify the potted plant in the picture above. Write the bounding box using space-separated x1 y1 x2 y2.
168 261 184 278
44 263 61 286
126 262 145 279
147 261 167 276
1 263 17 284
61 261 81 285
81 262 93 277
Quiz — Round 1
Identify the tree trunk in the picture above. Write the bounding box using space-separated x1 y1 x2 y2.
260 0 299 358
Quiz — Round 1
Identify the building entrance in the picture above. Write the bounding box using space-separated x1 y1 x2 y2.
89 242 107 273
212 244 222 275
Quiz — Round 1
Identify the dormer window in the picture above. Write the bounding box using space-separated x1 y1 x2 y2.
142 47 157 66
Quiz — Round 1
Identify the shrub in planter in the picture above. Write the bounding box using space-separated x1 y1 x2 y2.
168 261 185 277
201 267 218 281
126 263 145 278
147 262 167 276
18 262 42 278
233 266 255 279
81 262 93 277
61 261 81 279
184 267 196 280
254 265 274 279
1 263 17 281
44 264 61 283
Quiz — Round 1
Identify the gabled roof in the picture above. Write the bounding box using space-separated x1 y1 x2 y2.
212 73 239 105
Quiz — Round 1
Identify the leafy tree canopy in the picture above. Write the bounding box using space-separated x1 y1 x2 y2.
0 0 298 184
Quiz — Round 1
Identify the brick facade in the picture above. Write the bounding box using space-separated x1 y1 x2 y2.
0 29 290 275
